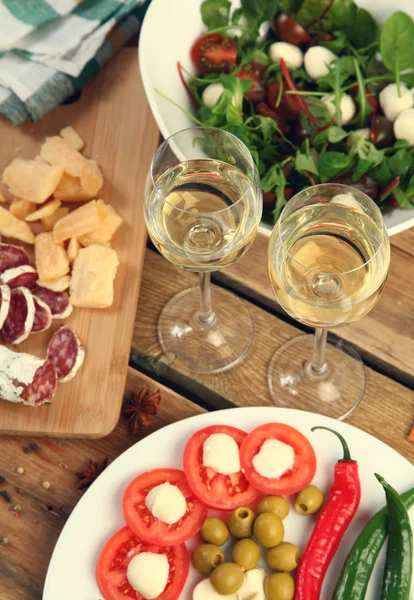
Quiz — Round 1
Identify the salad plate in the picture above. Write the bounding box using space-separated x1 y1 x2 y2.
139 0 414 236
43 406 414 599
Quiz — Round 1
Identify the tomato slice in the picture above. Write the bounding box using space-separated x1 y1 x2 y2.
122 468 207 546
183 425 260 510
96 526 189 600
236 70 265 102
190 33 237 75
239 423 317 495
267 82 302 122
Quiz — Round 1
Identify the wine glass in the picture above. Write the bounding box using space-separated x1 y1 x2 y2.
267 184 390 420
144 127 262 374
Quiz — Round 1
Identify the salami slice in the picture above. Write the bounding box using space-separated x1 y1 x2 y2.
0 346 57 406
0 243 30 274
1 265 38 289
2 287 35 345
47 326 85 382
0 285 11 329
32 296 52 333
32 287 73 319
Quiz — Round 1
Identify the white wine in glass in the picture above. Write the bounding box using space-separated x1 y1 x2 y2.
144 128 262 374
268 185 390 419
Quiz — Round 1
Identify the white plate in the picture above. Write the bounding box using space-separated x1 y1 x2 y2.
138 0 414 237
43 406 414 600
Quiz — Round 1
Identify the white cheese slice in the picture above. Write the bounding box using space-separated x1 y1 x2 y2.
237 568 266 600
252 439 294 479
127 552 169 599
203 433 241 475
0 284 11 329
145 481 187 525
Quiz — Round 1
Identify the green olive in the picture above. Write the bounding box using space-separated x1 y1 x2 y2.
266 542 300 572
257 496 290 520
191 544 224 575
210 563 244 595
232 538 261 571
201 517 230 546
228 507 255 538
253 512 284 548
264 573 295 600
294 485 324 515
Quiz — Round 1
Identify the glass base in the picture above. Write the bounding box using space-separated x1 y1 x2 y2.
268 334 365 420
158 286 254 375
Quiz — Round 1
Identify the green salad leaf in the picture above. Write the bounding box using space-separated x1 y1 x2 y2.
241 0 281 24
295 0 353 32
295 152 319 176
345 6 378 49
380 12 414 88
201 0 231 29
319 151 353 178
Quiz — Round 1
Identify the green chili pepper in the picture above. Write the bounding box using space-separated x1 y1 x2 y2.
377 474 413 600
334 485 414 600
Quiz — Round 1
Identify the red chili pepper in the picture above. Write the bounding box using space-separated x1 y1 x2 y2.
379 176 400 202
279 58 320 128
294 426 361 600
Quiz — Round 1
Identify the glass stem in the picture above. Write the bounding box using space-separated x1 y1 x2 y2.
198 272 215 325
310 328 328 374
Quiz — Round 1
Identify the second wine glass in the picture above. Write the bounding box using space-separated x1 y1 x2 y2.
144 127 262 374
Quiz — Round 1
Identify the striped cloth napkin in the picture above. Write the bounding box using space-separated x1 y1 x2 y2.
0 0 149 126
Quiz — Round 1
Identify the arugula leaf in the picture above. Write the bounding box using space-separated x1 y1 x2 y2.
260 165 287 220
215 74 253 125
255 116 280 144
345 7 377 49
241 0 281 24
295 152 319 175
313 125 348 146
319 56 355 89
225 123 251 146
355 139 383 166
388 149 411 177
380 12 414 86
318 30 348 54
301 97 331 133
201 0 231 29
319 151 353 178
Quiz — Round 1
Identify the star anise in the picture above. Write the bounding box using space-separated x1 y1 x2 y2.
76 457 109 491
123 386 161 435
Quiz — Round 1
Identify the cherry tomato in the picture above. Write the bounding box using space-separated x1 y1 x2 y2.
273 13 310 45
370 115 394 149
255 102 290 134
122 468 207 545
246 60 266 80
239 423 317 495
183 425 260 510
190 33 237 75
267 82 301 123
96 526 189 600
236 70 265 102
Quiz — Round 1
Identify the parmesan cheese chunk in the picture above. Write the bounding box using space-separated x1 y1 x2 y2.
0 206 35 244
35 232 70 281
78 201 123 246
70 245 119 308
2 158 63 203
53 200 101 243
36 275 70 292
59 126 85 151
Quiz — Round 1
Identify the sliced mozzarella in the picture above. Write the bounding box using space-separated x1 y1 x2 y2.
202 83 225 110
331 193 362 211
268 42 303 70
252 439 294 479
394 108 414 146
238 568 266 600
321 94 356 125
145 481 187 525
304 46 337 80
379 83 413 123
193 577 239 600
203 433 241 475
127 552 169 599
0 284 11 329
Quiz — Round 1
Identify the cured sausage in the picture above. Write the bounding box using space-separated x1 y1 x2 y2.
0 284 11 329
32 287 72 319
0 243 30 274
32 296 52 334
0 346 57 406
2 287 35 344
47 326 85 382
1 265 38 289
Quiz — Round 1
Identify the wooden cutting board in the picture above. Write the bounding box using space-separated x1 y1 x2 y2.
0 49 160 438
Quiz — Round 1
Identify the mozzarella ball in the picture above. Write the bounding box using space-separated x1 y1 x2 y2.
379 83 413 122
269 42 303 70
322 94 356 125
304 46 337 80
346 128 370 147
202 83 225 109
394 108 414 146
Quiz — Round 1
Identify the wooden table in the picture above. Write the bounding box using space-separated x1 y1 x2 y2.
1 61 414 600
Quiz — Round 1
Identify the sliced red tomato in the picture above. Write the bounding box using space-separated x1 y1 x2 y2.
236 70 265 102
183 425 260 510
190 33 237 75
267 82 302 122
239 423 317 495
96 526 189 600
122 468 207 546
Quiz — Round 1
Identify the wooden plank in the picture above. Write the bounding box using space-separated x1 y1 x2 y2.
0 367 204 600
0 49 160 438
132 249 414 464
391 228 414 256
212 231 414 386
